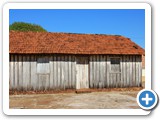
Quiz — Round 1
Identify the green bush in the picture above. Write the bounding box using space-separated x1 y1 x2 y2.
9 22 47 32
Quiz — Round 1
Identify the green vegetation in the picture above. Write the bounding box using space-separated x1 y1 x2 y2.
9 22 47 32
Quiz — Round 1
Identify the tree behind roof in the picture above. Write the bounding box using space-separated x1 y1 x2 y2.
9 22 47 32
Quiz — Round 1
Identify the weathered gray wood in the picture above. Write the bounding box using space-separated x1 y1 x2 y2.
10 54 143 91
61 56 65 89
18 55 23 90
30 55 37 90
9 56 11 89
57 56 60 89
49 56 54 89
132 56 136 86
10 55 14 89
68 56 72 88
53 55 57 89
135 56 139 86
106 56 110 88
139 56 142 87
101 55 105 88
72 56 76 89
104 56 107 88
89 56 92 88
76 56 89 89
138 56 142 87
37 56 50 74
126 56 129 87
39 74 49 90
14 55 18 89
92 56 96 88
64 56 68 89
22 56 30 90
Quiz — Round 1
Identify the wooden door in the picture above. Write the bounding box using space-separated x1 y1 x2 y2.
76 56 89 89
109 57 121 87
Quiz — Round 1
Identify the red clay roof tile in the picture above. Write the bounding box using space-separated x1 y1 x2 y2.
9 31 145 55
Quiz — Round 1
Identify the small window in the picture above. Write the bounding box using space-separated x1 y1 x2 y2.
37 56 50 74
111 58 120 64
110 58 121 72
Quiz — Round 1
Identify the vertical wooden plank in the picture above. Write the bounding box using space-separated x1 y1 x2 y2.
123 56 126 87
129 56 132 87
18 55 23 90
22 55 30 90
57 56 60 89
92 56 95 88
14 55 18 90
64 56 68 89
136 55 140 87
135 56 139 86
139 55 142 87
120 56 122 88
132 56 136 86
126 55 129 87
49 55 54 90
104 55 107 88
45 74 50 90
107 55 110 88
61 55 65 90
103 56 106 88
59 56 62 89
30 55 37 90
73 56 76 89
89 56 93 88
9 55 11 90
38 74 44 90
87 57 89 88
76 56 79 89
71 56 74 89
72 56 76 89
99 56 102 88
100 55 103 88
96 55 99 88
68 55 72 88
53 55 57 89
137 55 142 87
10 55 14 90
121 56 124 87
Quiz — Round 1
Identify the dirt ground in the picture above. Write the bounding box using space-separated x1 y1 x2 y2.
10 90 141 109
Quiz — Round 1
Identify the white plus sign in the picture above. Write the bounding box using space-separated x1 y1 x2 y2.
142 93 153 105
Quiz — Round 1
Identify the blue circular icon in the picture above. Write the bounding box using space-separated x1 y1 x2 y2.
137 89 158 110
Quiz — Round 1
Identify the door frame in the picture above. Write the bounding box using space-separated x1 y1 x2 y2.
76 56 89 89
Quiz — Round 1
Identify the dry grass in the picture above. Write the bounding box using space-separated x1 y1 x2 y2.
10 87 143 95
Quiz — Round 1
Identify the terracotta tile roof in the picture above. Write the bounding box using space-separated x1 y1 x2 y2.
9 31 145 55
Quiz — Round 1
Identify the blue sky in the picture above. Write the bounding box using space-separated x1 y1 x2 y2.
9 9 145 48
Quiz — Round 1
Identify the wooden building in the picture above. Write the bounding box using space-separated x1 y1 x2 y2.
9 31 144 91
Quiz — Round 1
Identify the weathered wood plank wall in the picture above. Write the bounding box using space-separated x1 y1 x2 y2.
9 54 142 91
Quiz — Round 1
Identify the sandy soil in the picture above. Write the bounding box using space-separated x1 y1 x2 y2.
10 90 140 109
